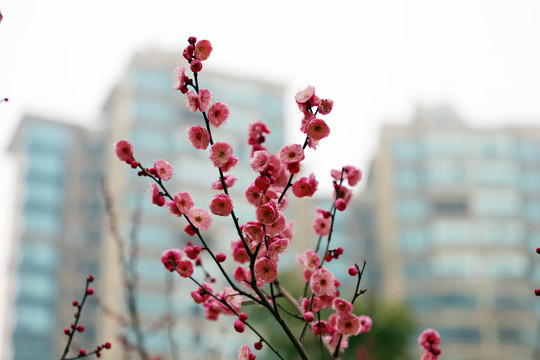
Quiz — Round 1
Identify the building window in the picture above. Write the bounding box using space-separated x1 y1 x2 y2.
432 200 467 214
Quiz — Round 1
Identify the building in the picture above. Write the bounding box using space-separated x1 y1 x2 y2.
6 115 104 359
362 105 540 360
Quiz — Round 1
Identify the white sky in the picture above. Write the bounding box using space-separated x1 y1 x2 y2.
1 0 540 353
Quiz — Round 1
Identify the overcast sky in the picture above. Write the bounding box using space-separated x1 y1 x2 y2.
1 0 540 351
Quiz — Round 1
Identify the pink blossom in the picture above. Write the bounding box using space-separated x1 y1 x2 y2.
231 238 250 263
296 249 320 272
254 176 270 191
311 320 330 336
194 39 213 61
332 298 353 315
421 352 438 360
312 216 332 236
114 139 134 161
154 159 173 181
166 200 183 217
419 329 441 350
254 258 278 283
245 185 264 207
211 174 237 190
172 66 185 90
204 300 223 321
304 311 315 322
318 98 334 115
335 198 347 211
266 214 286 236
188 207 212 231
209 142 233 168
187 125 210 150
331 166 362 187
221 155 238 172
267 238 289 261
190 59 202 73
161 249 182 271
359 315 372 334
295 85 315 103
336 313 361 336
310 267 336 297
255 201 278 224
184 245 201 259
335 185 353 205
208 102 230 127
345 165 362 186
292 173 318 198
149 184 165 207
221 287 242 313
242 221 265 243
306 118 330 141
174 192 194 214
250 150 270 172
198 88 213 112
209 193 234 216
186 91 199 112
237 345 254 360
176 259 194 277
279 144 305 164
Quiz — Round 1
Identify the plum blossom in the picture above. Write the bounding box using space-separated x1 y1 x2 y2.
186 91 199 112
194 39 213 61
310 267 336 297
188 207 212 231
359 315 372 334
209 193 234 216
209 142 233 168
114 139 133 161
292 173 318 198
149 184 165 207
336 313 361 336
255 201 279 224
221 155 239 172
312 215 332 236
237 345 255 360
306 118 330 141
187 126 210 150
198 88 212 112
172 66 186 91
332 298 353 315
176 259 194 277
154 159 173 181
249 150 270 172
279 144 305 164
211 174 237 190
318 98 334 115
245 185 264 207
161 249 182 271
208 102 230 127
295 85 315 103
242 221 265 243
331 165 362 187
254 258 278 283
174 192 194 214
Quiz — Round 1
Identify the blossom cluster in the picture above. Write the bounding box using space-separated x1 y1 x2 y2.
418 329 442 360
114 36 440 360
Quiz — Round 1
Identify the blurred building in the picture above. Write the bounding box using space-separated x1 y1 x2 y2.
361 105 540 360
6 116 104 359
